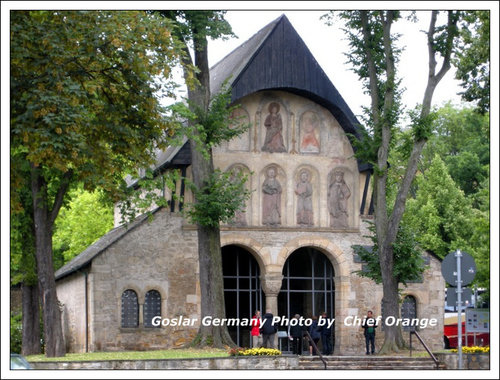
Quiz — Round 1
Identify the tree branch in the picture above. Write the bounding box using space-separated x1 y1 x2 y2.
360 11 380 125
49 169 73 227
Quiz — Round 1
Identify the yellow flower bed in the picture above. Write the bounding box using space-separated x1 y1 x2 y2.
450 346 489 354
229 347 282 356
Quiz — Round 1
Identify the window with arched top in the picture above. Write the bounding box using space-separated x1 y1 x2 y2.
144 290 162 328
121 290 139 328
401 295 417 331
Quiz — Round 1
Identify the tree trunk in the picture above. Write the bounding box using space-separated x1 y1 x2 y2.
21 283 41 355
378 245 406 353
182 31 235 348
193 225 234 347
31 165 65 357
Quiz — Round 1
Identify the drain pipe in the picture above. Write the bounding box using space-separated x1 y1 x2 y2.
84 270 89 353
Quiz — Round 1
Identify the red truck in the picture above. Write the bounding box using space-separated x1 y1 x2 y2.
444 314 490 349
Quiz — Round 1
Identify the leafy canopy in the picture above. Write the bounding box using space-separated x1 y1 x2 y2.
10 10 183 202
353 221 427 286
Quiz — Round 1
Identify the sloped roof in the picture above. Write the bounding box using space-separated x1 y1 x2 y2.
144 15 368 176
211 14 366 143
55 208 161 280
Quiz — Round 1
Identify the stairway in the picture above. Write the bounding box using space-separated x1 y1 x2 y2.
297 355 446 370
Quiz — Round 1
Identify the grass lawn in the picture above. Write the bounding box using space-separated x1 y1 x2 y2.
26 348 229 362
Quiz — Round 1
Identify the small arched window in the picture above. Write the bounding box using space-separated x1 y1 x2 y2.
121 290 139 328
144 290 162 328
401 295 417 331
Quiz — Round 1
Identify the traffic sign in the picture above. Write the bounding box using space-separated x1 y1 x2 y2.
441 250 476 286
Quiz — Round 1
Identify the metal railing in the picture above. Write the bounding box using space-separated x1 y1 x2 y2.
409 330 440 369
304 330 327 370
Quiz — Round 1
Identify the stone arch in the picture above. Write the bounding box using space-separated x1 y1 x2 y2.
220 234 268 275
276 236 349 278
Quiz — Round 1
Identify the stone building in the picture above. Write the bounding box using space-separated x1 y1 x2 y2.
55 15 445 354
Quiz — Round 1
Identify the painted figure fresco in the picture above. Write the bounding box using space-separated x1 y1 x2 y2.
228 107 250 151
328 170 351 229
300 111 320 153
228 165 248 226
262 102 286 153
262 166 282 226
295 169 314 226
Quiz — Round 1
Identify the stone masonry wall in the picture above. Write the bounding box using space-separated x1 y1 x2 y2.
88 210 200 352
57 273 87 353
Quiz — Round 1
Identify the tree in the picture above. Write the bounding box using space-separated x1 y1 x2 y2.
159 11 248 348
53 188 114 264
404 156 474 258
325 10 461 352
10 159 40 355
354 222 427 287
10 10 181 356
454 11 490 113
421 104 490 196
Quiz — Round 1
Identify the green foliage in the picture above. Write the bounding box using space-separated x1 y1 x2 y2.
454 11 490 113
117 169 179 225
422 104 489 196
169 85 250 160
353 221 427 285
404 155 474 258
185 169 251 228
53 188 114 264
158 10 235 47
10 312 23 354
11 10 182 198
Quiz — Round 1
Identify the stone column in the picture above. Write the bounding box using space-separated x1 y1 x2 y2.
260 273 283 349
260 273 283 315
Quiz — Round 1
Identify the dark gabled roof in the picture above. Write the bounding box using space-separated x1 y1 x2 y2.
129 15 371 186
55 208 161 281
210 14 366 143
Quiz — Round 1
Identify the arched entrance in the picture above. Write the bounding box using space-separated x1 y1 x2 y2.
278 247 335 352
222 245 265 347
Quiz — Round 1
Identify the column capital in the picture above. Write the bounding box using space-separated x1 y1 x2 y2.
260 273 283 296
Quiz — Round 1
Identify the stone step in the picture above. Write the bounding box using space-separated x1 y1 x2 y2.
297 356 444 370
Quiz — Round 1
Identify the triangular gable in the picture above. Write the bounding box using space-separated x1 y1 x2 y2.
210 15 365 145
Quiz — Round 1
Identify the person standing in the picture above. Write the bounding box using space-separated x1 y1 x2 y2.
250 310 262 348
289 314 305 355
308 315 321 355
260 309 277 349
362 310 378 355
319 311 333 355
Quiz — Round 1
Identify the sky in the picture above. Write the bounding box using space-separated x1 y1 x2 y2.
207 10 465 120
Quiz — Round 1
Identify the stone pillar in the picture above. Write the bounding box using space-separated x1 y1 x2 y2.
260 273 283 315
261 273 283 349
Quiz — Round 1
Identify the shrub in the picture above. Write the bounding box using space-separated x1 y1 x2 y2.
450 346 489 354
10 312 22 354
228 347 281 356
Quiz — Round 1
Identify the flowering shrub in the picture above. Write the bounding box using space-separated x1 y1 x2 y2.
228 347 282 356
450 346 489 354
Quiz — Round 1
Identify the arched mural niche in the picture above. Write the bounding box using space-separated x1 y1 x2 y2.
293 165 320 227
260 164 287 227
327 167 354 229
225 163 252 227
257 97 290 153
228 106 251 152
